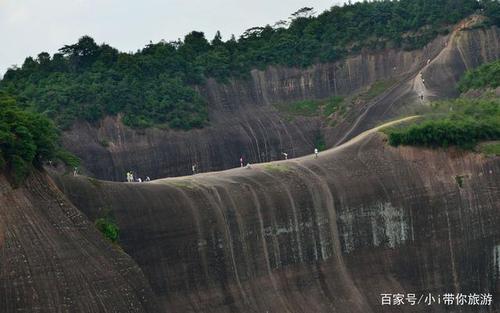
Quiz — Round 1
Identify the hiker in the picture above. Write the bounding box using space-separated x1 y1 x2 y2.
282 152 288 160
240 157 244 167
73 167 78 176
126 172 129 182
130 172 134 182
192 164 197 175
427 58 431 65
146 176 151 181
245 163 251 169
314 148 319 159
137 177 142 183
420 94 424 100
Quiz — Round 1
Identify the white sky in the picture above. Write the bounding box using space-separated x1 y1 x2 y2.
0 0 348 76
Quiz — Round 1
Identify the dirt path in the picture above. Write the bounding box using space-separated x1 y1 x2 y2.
333 17 475 147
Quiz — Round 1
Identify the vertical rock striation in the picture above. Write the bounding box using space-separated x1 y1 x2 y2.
62 24 500 181
55 133 500 312
0 172 160 313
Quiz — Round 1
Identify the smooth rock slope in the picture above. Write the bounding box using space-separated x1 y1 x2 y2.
55 126 500 313
0 172 160 313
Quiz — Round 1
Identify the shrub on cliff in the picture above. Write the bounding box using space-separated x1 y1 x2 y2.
458 59 500 92
387 98 500 149
95 218 120 243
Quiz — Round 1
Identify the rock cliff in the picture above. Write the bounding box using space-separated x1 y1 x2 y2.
62 20 500 181
55 127 500 313
0 172 160 313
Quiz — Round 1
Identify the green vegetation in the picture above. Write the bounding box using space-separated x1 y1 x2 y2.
274 96 345 118
323 96 345 117
361 80 397 101
315 131 327 151
167 180 196 189
95 217 120 243
1 0 498 130
387 98 500 149
458 59 500 92
479 141 500 155
263 163 291 173
274 99 322 117
0 91 78 185
455 175 465 188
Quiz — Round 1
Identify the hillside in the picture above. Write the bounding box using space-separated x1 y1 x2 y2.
54 125 500 313
0 0 498 130
0 171 160 313
1 2 499 313
59 18 500 181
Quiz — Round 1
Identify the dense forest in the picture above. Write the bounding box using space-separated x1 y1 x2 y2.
1 0 499 130
0 91 78 185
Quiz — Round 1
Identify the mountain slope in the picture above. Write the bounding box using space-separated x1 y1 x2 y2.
54 124 500 313
0 172 159 313
61 21 500 181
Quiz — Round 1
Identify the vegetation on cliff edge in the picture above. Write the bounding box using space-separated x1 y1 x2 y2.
0 91 78 185
1 0 498 130
387 98 500 149
458 59 500 92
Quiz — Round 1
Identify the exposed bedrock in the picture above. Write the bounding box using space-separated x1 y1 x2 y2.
55 133 500 313
0 172 160 313
62 25 500 181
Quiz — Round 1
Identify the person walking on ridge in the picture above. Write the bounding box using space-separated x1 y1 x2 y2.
314 148 319 159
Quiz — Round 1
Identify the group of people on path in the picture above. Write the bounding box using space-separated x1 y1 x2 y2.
126 171 150 182
238 147 319 170
124 147 321 181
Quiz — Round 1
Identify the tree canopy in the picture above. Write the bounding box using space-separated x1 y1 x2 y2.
1 0 498 130
0 92 59 184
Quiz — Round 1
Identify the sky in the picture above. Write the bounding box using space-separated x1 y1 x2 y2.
0 0 348 77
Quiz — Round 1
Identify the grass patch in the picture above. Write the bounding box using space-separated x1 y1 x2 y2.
479 142 500 156
323 96 345 117
274 99 322 117
167 180 195 189
361 79 397 101
88 177 102 188
263 164 291 173
274 96 345 119
314 131 327 151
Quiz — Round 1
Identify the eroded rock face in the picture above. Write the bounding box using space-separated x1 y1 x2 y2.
55 133 500 313
0 173 159 313
62 24 500 181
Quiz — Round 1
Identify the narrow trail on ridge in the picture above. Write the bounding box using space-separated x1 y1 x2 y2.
334 18 473 147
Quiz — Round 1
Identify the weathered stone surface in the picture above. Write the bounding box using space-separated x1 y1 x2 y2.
55 132 500 313
0 172 160 313
62 23 500 181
